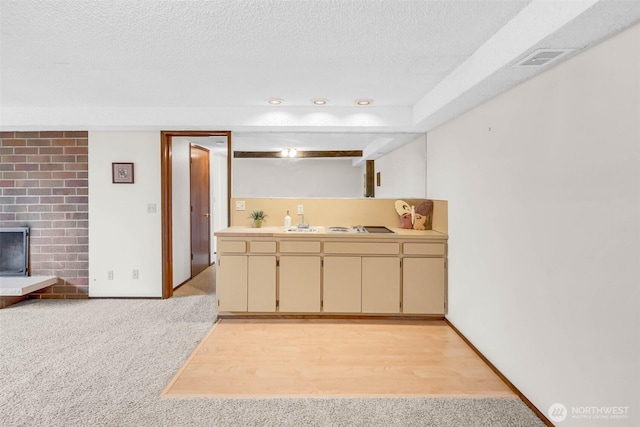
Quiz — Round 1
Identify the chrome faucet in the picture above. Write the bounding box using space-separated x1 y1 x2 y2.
297 213 309 229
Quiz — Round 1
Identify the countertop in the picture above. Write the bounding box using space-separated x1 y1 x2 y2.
215 226 447 240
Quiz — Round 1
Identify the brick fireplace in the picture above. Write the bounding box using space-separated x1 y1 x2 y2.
0 131 88 302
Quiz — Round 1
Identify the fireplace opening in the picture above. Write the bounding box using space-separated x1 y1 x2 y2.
0 227 29 276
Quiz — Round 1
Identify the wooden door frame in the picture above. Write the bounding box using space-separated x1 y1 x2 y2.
161 130 232 299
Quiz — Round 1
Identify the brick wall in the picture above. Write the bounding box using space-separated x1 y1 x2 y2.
0 131 88 299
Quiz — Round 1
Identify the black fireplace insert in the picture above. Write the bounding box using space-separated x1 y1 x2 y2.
0 227 29 276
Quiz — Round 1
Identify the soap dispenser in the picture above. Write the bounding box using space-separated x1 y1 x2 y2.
284 210 292 228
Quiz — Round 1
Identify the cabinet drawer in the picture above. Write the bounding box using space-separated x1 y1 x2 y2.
218 240 247 253
250 241 277 253
280 240 321 253
403 242 445 256
324 242 399 255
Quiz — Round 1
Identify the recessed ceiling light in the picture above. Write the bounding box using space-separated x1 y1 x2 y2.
355 99 373 106
268 98 283 105
312 99 327 105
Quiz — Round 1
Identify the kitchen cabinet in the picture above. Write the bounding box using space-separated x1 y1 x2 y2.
279 255 321 312
324 242 399 314
215 228 447 317
323 256 361 313
216 255 247 311
402 257 445 314
247 256 276 312
217 239 277 312
362 257 400 313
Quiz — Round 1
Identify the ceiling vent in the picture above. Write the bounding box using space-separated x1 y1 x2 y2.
513 49 573 68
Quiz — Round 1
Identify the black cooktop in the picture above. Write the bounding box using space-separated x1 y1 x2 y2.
363 226 395 234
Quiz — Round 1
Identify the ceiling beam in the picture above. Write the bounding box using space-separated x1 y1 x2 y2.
233 150 362 159
412 0 599 131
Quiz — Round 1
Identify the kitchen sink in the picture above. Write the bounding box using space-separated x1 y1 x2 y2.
327 226 353 233
285 226 321 233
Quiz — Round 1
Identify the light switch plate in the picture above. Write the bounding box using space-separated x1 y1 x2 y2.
235 200 245 211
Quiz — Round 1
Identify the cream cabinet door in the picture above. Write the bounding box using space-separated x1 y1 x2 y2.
361 257 400 313
323 256 361 313
279 256 321 312
402 257 445 314
248 256 277 312
216 255 247 311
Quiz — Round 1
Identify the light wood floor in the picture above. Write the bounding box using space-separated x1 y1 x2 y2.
173 264 216 296
163 318 515 398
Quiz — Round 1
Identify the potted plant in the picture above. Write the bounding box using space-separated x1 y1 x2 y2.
249 210 267 228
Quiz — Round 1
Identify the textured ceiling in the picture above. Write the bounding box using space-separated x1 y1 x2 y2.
1 0 640 157
0 0 528 107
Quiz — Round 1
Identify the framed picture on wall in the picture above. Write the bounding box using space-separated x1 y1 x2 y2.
112 162 134 184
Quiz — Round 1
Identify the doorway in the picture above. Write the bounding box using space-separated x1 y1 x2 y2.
190 144 210 277
161 131 232 299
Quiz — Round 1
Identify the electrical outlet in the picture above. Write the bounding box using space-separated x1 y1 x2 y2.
147 203 157 213
235 200 245 211
297 204 304 214
132 269 139 279
107 270 113 280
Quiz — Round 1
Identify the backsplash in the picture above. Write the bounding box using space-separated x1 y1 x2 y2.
230 198 447 234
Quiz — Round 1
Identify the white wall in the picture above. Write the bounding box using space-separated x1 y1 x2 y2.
427 23 639 426
233 158 362 198
171 137 191 287
88 131 162 297
374 134 427 198
211 151 228 259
